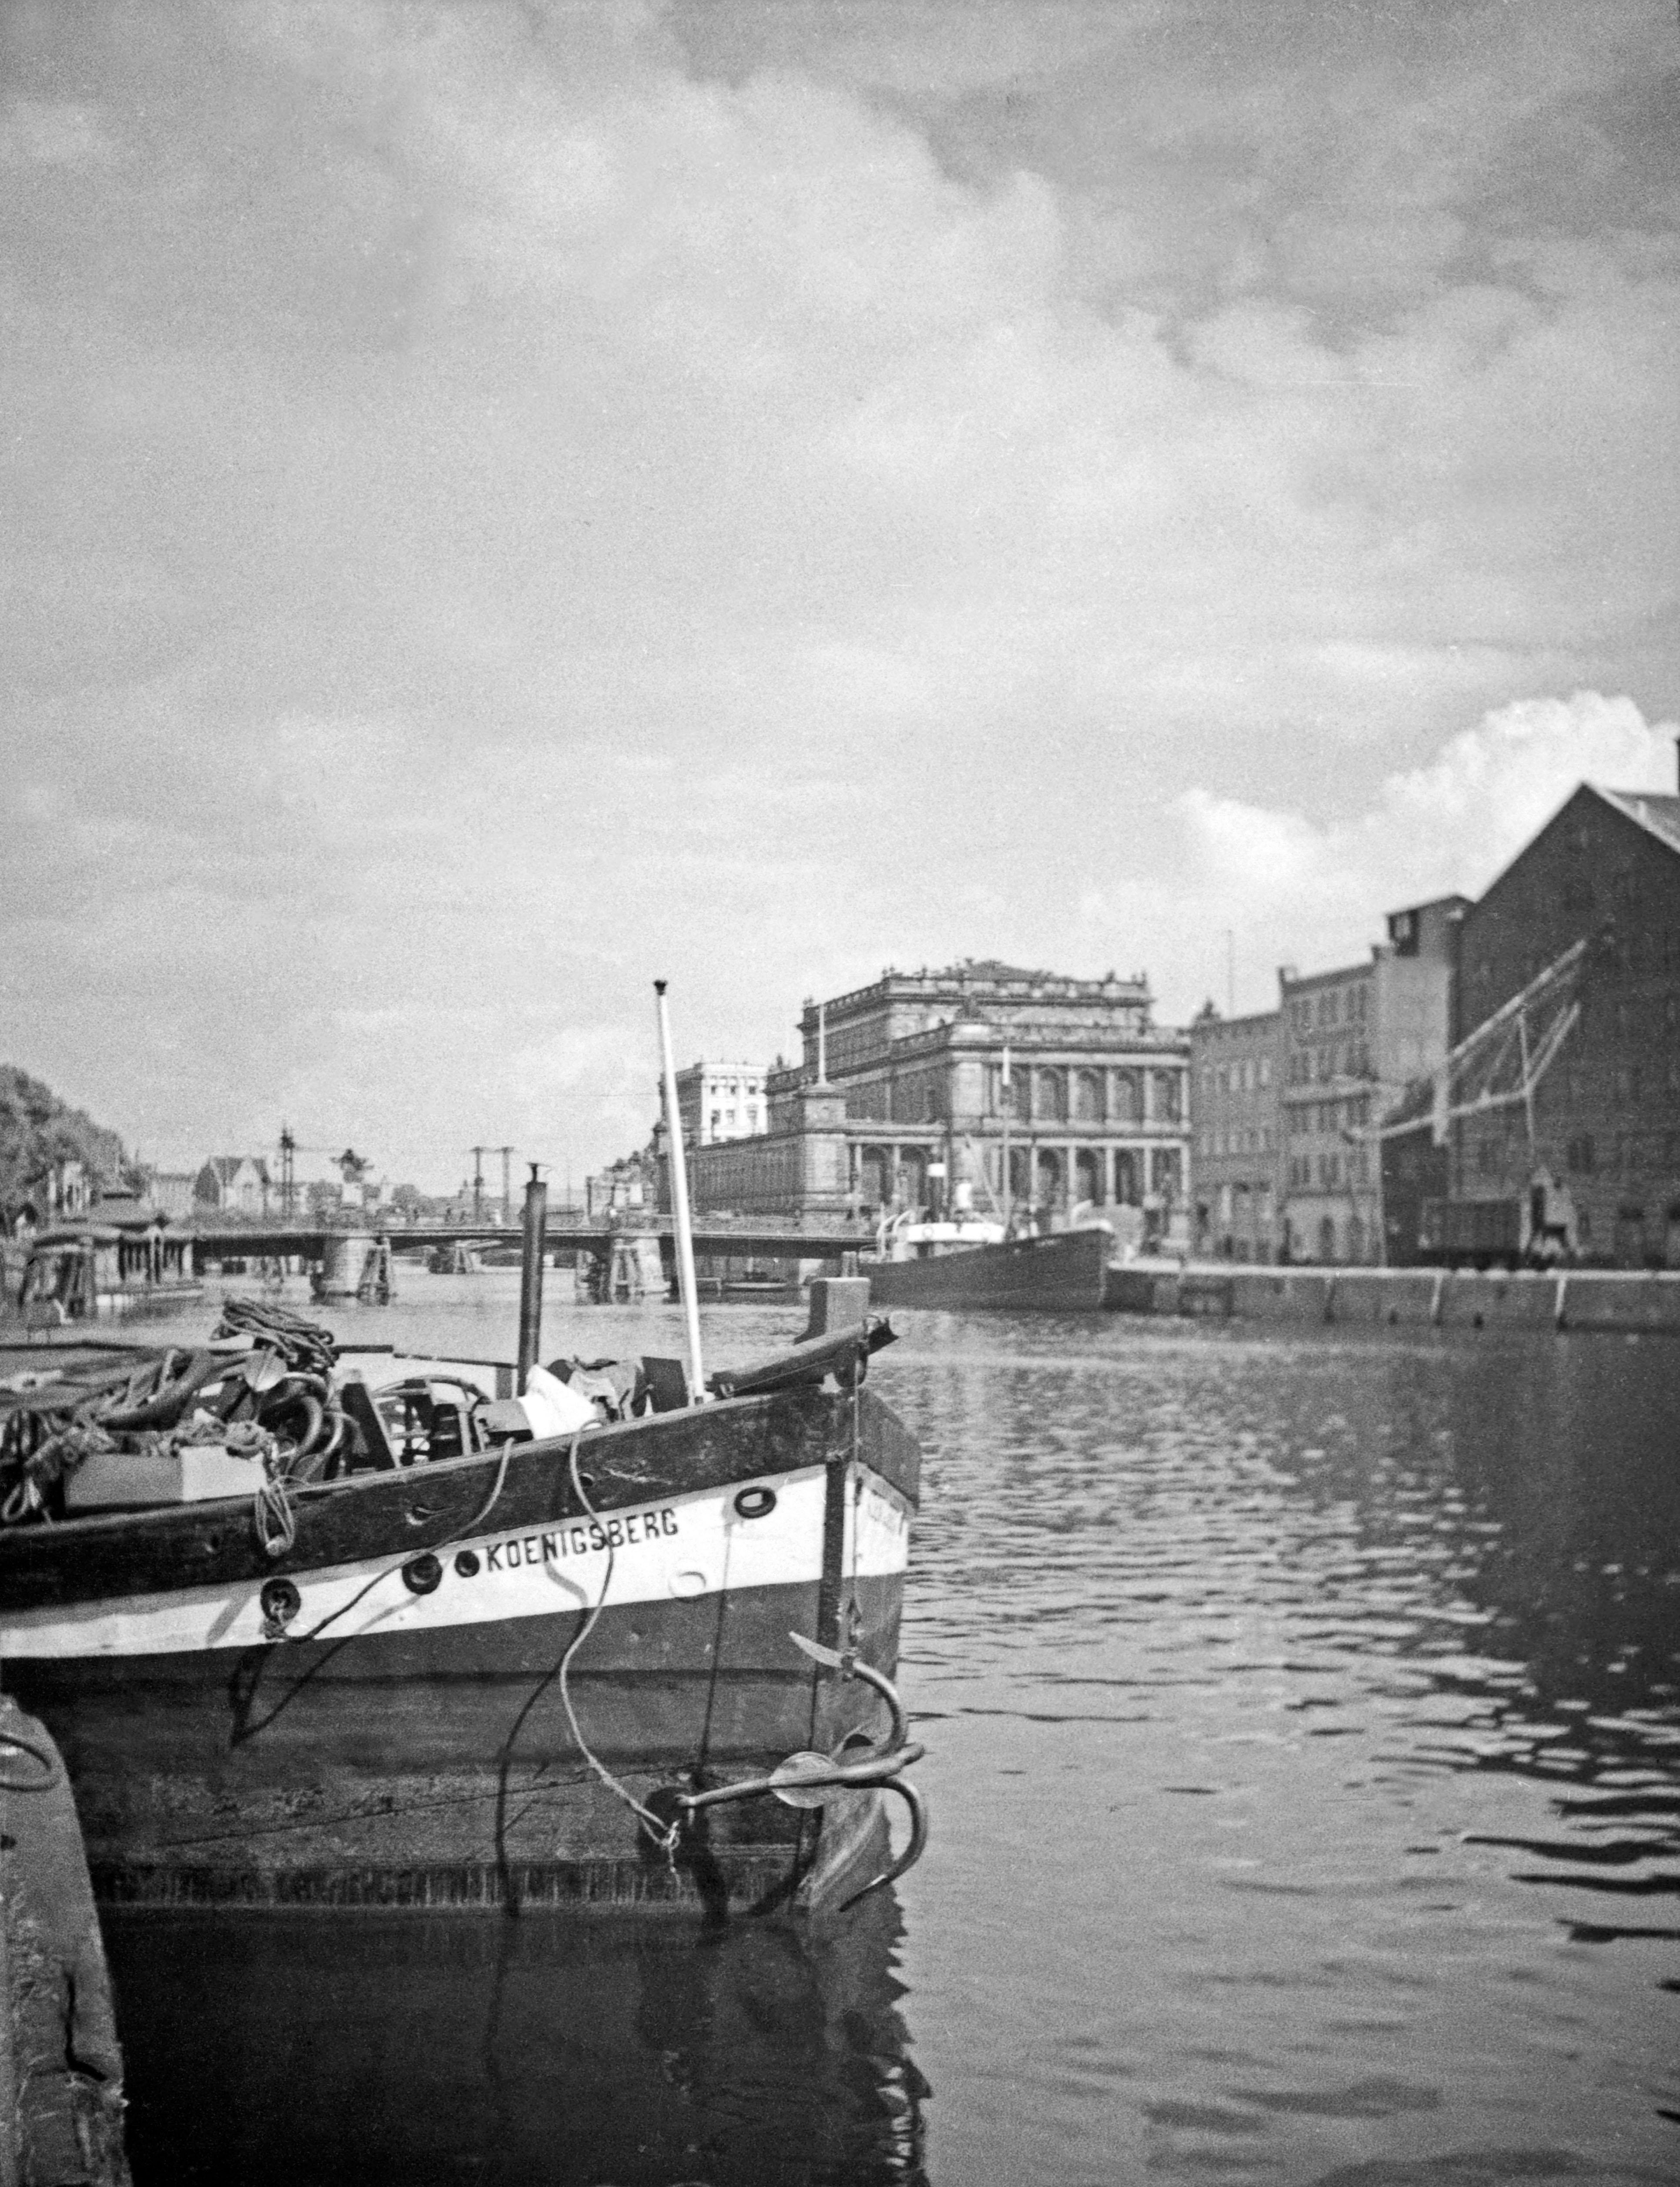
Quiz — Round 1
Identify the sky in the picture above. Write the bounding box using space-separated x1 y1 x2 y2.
2 0 1677 1190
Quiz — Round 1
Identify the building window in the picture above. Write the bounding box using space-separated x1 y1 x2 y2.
1566 1135 1595 1175
1258 1055 1272 1088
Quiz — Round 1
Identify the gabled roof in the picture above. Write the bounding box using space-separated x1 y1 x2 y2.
1599 788 1680 858
205 1154 271 1184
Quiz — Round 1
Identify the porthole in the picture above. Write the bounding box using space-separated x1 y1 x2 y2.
454 1550 480 1578
734 1486 777 1521
259 1577 301 1634
402 1553 443 1596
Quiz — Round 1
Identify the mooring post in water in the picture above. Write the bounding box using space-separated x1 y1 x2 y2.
0 1692 129 2186
0 1787 16 2187
517 1165 548 1395
654 980 708 1402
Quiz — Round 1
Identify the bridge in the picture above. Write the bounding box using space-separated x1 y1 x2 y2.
184 1220 873 1267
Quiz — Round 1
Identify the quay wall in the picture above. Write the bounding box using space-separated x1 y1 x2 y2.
1108 1262 1680 1337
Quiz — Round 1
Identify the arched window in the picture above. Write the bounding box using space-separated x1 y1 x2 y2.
1035 1070 1068 1123
1072 1070 1103 1123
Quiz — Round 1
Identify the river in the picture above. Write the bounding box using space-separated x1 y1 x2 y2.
91 1275 1680 2184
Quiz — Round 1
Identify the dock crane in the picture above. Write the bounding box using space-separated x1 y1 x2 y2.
1346 936 1588 1153
276 1126 374 1221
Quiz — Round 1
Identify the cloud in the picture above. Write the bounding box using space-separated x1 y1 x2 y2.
1094 692 1680 1011
1 4 1677 1180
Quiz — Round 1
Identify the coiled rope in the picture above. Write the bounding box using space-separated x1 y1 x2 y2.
214 1297 337 1378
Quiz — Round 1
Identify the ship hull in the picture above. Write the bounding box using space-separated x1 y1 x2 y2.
0 1386 919 1918
863 1225 1108 1312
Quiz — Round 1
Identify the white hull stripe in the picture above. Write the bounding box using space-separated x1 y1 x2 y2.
0 1464 912 1661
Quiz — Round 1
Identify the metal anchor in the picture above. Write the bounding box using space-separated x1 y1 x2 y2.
673 1630 928 1911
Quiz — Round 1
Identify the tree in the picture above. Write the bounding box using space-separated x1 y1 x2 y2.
0 1067 131 1220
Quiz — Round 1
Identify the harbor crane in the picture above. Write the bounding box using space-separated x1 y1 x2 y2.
276 1125 374 1221
1345 935 1589 1157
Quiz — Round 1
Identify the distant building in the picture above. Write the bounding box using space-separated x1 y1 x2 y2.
674 1062 766 1147
1189 1007 1283 1261
44 1159 92 1221
1278 895 1466 1265
586 1143 659 1219
1442 780 1680 1267
193 1155 271 1217
144 1171 197 1222
685 960 1191 1235
8 1159 96 1235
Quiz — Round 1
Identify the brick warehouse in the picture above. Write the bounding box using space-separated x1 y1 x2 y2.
1442 778 1680 1268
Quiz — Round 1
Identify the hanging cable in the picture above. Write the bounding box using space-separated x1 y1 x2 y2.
281 1434 515 1647
556 1435 680 1854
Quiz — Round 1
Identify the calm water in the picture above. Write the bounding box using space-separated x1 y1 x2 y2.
92 1273 1680 2184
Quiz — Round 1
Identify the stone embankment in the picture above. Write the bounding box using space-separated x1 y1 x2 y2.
1106 1262 1680 1336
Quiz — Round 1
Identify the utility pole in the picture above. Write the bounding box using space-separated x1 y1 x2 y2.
469 1145 486 1224
279 1125 296 1221
496 1145 514 1226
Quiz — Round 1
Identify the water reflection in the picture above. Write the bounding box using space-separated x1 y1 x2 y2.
107 1888 926 2187
74 1283 1680 2179
879 1316 1680 2178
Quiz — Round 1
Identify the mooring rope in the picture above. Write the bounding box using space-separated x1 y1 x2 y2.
557 1435 680 1854
253 1467 298 1560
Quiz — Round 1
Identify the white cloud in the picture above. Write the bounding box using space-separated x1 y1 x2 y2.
2 4 1677 1179
1115 692 1680 1013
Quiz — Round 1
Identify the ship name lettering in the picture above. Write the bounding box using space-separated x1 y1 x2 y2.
475 1508 679 1577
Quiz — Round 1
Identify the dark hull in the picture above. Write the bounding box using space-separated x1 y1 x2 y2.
0 1386 920 1918
864 1224 1109 1311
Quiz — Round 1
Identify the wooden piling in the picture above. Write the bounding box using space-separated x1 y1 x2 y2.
516 1169 548 1394
0 1693 129 2185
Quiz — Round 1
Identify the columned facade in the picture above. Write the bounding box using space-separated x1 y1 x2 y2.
687 960 1191 1240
